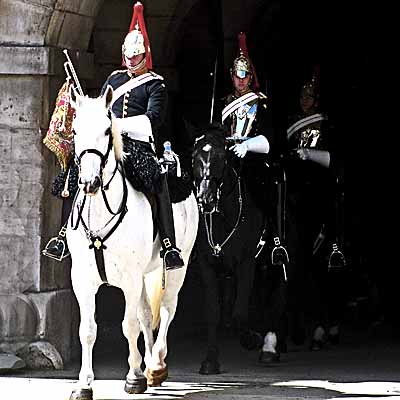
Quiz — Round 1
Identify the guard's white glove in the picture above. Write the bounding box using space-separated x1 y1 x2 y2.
112 115 153 143
230 142 248 158
229 135 270 158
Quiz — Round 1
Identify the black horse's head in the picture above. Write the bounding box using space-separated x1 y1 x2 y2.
192 124 227 213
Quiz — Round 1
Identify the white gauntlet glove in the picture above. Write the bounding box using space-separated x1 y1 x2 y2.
230 142 248 158
229 135 270 158
112 115 153 143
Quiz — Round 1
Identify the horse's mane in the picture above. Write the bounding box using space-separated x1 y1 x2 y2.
193 123 226 154
110 116 124 162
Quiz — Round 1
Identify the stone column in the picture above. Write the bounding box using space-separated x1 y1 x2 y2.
0 0 100 368
0 44 75 368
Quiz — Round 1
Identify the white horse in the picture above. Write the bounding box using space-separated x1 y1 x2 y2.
66 86 198 400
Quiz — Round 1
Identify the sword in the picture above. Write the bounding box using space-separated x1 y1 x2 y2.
209 52 218 124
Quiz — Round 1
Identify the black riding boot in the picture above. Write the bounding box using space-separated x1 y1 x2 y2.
156 173 184 270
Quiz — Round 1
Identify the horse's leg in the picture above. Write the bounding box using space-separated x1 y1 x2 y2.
259 267 287 363
234 257 256 329
70 278 99 400
144 268 186 386
137 280 154 371
198 258 221 375
121 281 147 394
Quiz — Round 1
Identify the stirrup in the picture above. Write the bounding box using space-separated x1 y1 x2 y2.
328 243 346 270
42 225 70 261
271 237 289 266
162 248 184 271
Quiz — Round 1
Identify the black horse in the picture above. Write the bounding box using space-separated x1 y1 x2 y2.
191 124 288 373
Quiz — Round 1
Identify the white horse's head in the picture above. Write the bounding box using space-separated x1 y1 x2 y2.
71 85 122 195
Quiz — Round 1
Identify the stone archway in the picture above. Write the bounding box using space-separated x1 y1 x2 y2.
0 0 203 368
1 0 373 370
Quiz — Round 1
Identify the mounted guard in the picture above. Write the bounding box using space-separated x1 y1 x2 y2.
284 65 346 351
221 32 288 269
43 1 186 271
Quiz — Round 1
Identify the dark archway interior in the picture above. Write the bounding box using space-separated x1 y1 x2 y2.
176 0 381 268
92 0 389 363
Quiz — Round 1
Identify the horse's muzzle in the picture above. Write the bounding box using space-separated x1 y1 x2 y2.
196 180 217 213
81 176 101 195
197 194 217 213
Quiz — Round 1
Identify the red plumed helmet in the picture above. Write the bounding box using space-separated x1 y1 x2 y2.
231 32 260 92
122 2 152 69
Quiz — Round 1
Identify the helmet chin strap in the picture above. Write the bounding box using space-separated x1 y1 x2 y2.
235 86 251 97
127 57 147 75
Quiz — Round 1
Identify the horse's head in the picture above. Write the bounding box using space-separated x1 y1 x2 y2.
71 85 122 195
192 124 226 213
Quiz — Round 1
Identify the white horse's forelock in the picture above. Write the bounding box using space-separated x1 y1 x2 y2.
74 95 126 162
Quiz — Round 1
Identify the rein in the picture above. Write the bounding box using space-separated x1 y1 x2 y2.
202 166 244 256
71 132 129 283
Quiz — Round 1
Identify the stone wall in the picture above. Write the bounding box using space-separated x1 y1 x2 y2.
0 0 102 366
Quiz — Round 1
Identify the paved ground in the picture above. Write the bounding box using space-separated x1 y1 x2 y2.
2 322 400 399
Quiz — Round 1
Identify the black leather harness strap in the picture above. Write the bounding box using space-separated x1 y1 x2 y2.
72 161 129 284
88 164 128 284
91 238 108 284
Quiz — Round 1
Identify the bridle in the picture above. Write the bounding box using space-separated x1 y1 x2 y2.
75 129 113 178
70 124 129 283
193 139 244 257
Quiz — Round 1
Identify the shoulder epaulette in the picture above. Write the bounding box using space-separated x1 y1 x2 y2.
256 92 268 108
109 69 127 77
225 94 234 104
149 71 164 80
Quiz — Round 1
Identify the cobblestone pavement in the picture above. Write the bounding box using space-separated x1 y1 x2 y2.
2 323 400 399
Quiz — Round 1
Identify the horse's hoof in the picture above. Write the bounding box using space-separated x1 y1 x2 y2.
199 359 221 375
69 388 93 400
145 367 168 386
259 350 280 364
239 329 263 351
124 377 147 394
310 339 324 351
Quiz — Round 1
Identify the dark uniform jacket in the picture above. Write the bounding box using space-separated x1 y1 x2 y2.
220 91 277 210
285 111 340 244
101 69 167 193
101 69 167 153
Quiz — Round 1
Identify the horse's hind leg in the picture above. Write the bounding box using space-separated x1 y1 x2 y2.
137 282 155 371
70 282 98 400
122 284 147 394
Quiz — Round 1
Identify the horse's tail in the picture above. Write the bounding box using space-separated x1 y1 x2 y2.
144 267 164 330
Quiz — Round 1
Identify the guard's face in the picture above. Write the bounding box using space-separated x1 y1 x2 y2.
124 53 145 69
300 94 317 113
232 74 251 94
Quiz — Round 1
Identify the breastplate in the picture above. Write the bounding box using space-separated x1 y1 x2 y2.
298 121 322 148
232 102 258 138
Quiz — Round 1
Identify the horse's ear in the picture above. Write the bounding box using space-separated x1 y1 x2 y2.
103 85 113 109
69 85 82 110
183 118 200 143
